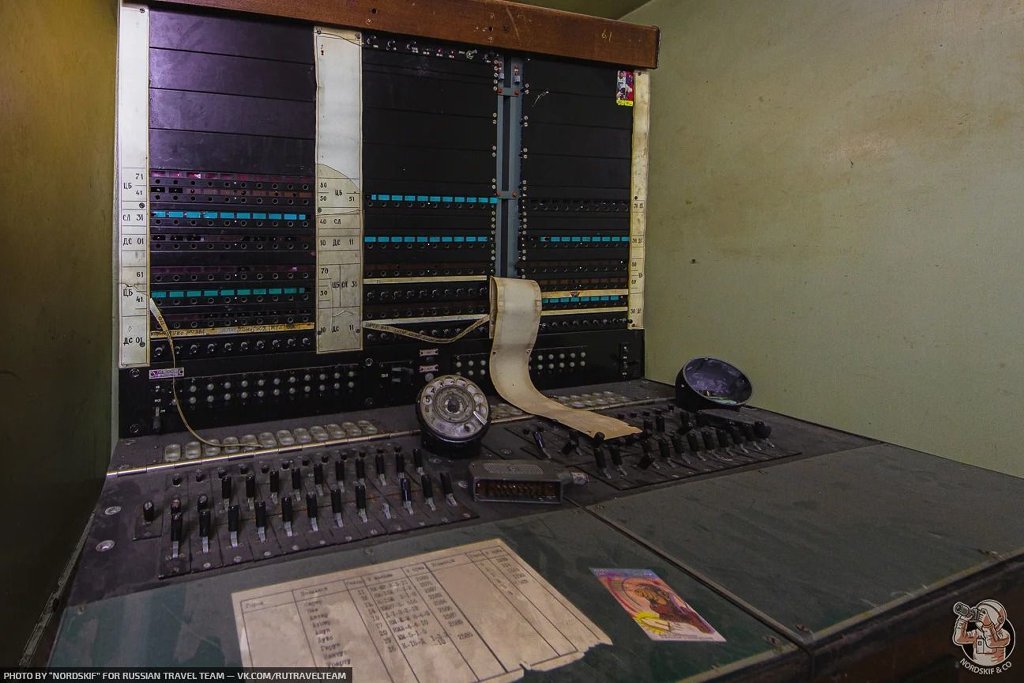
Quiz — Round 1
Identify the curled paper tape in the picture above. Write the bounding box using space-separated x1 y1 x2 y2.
488 277 641 440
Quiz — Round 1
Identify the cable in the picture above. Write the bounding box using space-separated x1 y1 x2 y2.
362 315 489 344
148 298 221 447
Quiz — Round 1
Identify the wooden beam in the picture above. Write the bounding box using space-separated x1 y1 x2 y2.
152 0 660 68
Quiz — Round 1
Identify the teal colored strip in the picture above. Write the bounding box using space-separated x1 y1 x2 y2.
416 236 428 243
442 196 453 203
253 213 267 219
152 291 167 299
467 197 478 204
441 236 453 243
429 195 441 202
429 236 440 242
403 236 415 243
222 289 235 296
202 290 217 296
170 291 184 299
237 212 251 219
404 195 416 201
169 211 184 218
269 213 282 220
365 236 377 243
202 211 217 219
284 213 298 220
416 195 428 202
186 211 201 219
253 288 267 295
186 290 201 297
283 287 298 295
237 288 252 296
269 288 283 295
221 212 235 219
153 210 167 218
489 197 499 204
454 236 465 243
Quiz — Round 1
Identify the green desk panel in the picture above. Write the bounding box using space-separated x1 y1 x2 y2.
52 509 805 681
594 444 1024 644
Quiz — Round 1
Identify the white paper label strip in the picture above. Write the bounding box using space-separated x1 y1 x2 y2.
315 28 364 353
232 538 611 676
489 277 640 440
628 69 650 331
116 4 150 367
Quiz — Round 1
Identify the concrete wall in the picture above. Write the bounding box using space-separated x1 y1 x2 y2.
0 0 116 663
623 0 1024 476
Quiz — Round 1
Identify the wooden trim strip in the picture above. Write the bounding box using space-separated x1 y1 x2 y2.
152 0 660 68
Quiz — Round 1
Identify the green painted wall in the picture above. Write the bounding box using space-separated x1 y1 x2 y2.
0 0 116 664
623 0 1024 476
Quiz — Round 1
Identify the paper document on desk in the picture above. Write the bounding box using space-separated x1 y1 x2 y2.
233 539 611 679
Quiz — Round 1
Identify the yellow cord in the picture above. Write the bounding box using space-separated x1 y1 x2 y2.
148 301 488 445
362 315 489 344
148 298 221 447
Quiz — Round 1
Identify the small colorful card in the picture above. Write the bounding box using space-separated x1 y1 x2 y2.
592 568 725 642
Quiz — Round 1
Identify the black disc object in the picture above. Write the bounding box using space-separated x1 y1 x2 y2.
675 357 752 412
416 375 490 458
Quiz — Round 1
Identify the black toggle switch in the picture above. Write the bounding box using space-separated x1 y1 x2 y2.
610 446 623 468
413 447 424 472
255 500 267 530
671 434 684 455
291 467 302 491
245 474 256 500
400 477 412 512
729 425 745 444
687 432 702 451
142 500 156 523
742 423 756 441
355 455 367 481
313 463 324 486
533 429 552 459
421 474 434 501
716 429 731 447
593 445 608 471
228 504 240 547
306 492 319 531
658 439 671 460
335 457 346 485
655 414 666 433
440 472 454 497
354 483 368 522
754 421 772 438
269 469 280 494
197 494 209 512
702 430 717 451
375 451 386 475
330 487 343 515
637 452 654 470
395 451 405 477
170 511 183 544
561 432 579 455
281 496 294 524
221 476 232 501
643 419 654 434
198 509 211 540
